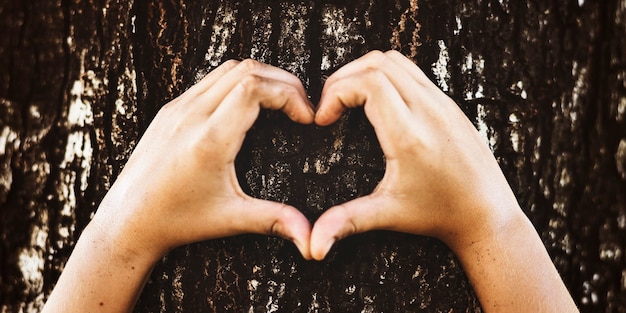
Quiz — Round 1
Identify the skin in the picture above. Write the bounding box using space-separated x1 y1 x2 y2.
311 50 579 312
42 51 579 313
42 60 315 312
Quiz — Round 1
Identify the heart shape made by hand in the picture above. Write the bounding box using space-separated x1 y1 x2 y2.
44 50 578 313
93 50 518 263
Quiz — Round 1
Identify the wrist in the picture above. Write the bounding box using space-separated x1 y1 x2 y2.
87 201 167 268
442 207 578 312
43 217 158 312
81 218 163 269
442 201 529 257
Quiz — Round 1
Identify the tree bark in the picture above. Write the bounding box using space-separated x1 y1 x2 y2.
1 0 625 312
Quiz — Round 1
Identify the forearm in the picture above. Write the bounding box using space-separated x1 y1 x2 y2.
452 210 578 313
42 222 157 313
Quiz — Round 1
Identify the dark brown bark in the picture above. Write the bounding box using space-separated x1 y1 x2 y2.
1 0 625 312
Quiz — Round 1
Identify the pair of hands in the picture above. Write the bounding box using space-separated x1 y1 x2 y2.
92 50 520 263
45 50 578 313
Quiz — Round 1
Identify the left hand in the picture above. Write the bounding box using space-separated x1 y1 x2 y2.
91 59 315 262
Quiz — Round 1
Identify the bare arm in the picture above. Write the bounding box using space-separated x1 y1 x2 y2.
310 50 578 313
42 60 315 313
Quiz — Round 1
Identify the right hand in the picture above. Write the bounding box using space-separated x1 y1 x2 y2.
310 50 525 260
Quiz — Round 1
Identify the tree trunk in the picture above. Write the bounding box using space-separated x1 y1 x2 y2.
1 0 625 312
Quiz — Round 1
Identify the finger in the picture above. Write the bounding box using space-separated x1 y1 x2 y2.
383 50 433 88
238 198 312 260
317 52 420 126
193 59 312 116
206 75 314 155
382 51 462 118
320 50 430 113
321 50 389 86
315 70 417 156
324 50 426 88
310 195 391 260
169 60 241 107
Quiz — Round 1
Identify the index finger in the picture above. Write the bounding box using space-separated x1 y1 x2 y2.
316 68 418 158
319 51 435 115
165 60 241 109
204 74 315 158
193 59 312 117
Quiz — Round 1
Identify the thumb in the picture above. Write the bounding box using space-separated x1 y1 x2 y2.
239 198 312 260
310 195 390 260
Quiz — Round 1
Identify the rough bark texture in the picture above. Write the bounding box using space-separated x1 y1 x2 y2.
1 0 625 312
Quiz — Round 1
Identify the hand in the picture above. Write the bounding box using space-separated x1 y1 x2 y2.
92 59 315 261
310 50 522 259
309 51 578 312
43 60 317 312
44 55 577 313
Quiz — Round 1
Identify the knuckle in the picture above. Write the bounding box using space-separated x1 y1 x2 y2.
160 98 177 111
363 67 389 87
366 49 385 59
384 49 404 58
223 59 240 66
221 59 241 69
237 74 265 96
237 58 263 73
278 83 299 99
363 50 388 70
387 50 416 65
